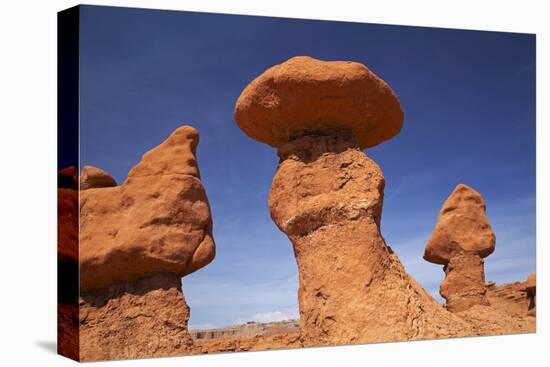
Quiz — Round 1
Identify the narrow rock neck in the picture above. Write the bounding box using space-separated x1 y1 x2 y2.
440 252 489 312
277 130 360 163
269 138 394 344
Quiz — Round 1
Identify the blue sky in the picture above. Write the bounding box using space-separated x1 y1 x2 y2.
79 6 536 328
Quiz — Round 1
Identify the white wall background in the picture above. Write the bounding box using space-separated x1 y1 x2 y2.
0 0 547 366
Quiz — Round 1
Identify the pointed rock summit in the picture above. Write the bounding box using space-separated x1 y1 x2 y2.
80 125 215 292
424 184 496 312
79 125 215 360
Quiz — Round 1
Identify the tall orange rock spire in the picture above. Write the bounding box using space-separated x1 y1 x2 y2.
234 56 472 346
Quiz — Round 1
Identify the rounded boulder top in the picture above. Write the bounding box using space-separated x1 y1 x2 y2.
234 56 404 149
424 184 496 265
80 165 117 190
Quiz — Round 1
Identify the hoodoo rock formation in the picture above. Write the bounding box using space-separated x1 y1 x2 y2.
79 126 215 361
79 126 215 292
234 56 473 347
424 184 496 312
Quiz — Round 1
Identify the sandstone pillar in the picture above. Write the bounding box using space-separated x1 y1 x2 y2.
440 252 489 312
234 56 472 346
424 184 496 312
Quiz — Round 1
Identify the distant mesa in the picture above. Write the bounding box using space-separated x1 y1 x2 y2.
80 165 117 190
234 56 404 149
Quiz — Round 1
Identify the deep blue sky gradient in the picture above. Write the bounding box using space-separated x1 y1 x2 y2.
79 5 536 328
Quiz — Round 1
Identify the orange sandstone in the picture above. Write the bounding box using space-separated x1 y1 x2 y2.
235 56 472 346
78 125 214 361
424 184 495 312
235 56 403 149
79 126 215 292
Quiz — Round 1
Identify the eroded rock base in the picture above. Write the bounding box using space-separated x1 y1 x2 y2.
268 132 473 346
441 252 489 312
456 280 536 336
79 273 193 361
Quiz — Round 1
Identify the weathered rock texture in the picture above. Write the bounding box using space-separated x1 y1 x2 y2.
454 279 536 336
80 165 117 190
234 56 535 348
57 167 79 360
80 273 193 361
79 125 215 361
424 184 496 312
485 279 536 319
268 133 472 345
234 56 403 149
80 125 215 292
235 57 477 346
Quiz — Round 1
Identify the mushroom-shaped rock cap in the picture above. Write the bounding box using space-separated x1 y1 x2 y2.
80 165 117 190
424 184 496 265
234 56 404 149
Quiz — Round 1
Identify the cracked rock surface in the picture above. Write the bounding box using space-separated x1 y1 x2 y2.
80 273 193 361
268 132 473 345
